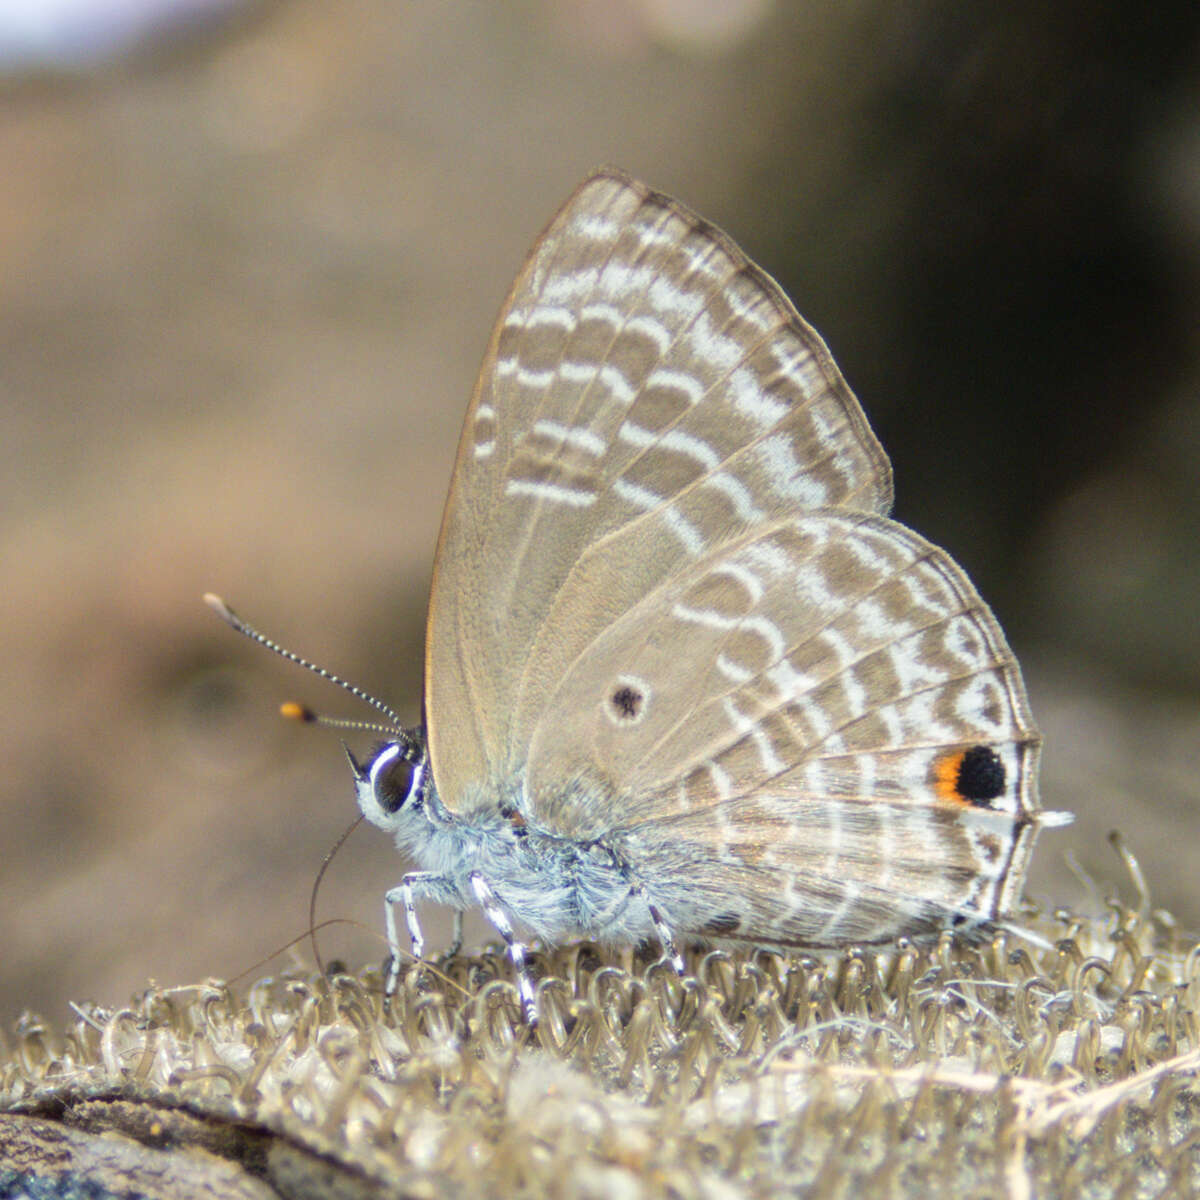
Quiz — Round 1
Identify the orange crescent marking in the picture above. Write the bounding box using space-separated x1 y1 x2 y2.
933 749 970 805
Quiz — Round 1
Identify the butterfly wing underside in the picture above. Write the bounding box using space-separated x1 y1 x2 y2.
523 509 1042 941
427 169 895 815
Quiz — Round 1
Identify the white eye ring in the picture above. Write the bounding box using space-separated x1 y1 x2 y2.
369 743 426 814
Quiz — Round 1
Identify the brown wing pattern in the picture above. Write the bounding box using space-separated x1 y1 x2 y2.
524 511 1041 938
427 170 893 812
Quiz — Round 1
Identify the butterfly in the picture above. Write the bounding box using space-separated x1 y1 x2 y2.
210 169 1070 1022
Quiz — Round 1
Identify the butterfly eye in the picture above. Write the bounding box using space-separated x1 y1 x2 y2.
369 743 425 814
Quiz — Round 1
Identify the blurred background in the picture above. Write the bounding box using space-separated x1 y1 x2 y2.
1 0 1198 1025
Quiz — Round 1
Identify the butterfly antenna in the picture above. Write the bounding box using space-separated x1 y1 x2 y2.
279 702 403 738
204 593 406 731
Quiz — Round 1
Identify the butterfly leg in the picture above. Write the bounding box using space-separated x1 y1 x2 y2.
626 879 685 973
443 909 465 959
468 870 537 1024
382 870 453 1005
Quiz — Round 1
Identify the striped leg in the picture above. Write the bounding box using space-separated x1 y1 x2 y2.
383 870 451 1005
468 871 537 1024
444 909 464 959
627 879 684 973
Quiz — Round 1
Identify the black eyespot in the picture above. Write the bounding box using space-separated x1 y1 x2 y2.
370 747 422 814
610 684 643 721
702 912 742 936
956 745 1006 804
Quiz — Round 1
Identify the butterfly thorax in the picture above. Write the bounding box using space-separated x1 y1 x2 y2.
355 739 660 943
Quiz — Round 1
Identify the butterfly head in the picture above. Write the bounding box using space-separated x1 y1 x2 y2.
203 594 439 837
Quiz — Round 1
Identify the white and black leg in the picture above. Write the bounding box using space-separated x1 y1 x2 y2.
444 909 464 960
627 879 684 973
382 870 453 1004
468 871 537 1024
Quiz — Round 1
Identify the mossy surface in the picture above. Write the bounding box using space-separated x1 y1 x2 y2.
3 891 1199 1198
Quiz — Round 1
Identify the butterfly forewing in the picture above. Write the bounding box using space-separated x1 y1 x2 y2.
428 170 896 813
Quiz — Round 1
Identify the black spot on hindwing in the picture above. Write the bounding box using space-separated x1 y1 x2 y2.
956 745 1006 805
701 912 742 936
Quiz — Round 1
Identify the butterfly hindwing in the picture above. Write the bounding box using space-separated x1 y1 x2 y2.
522 509 1041 937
